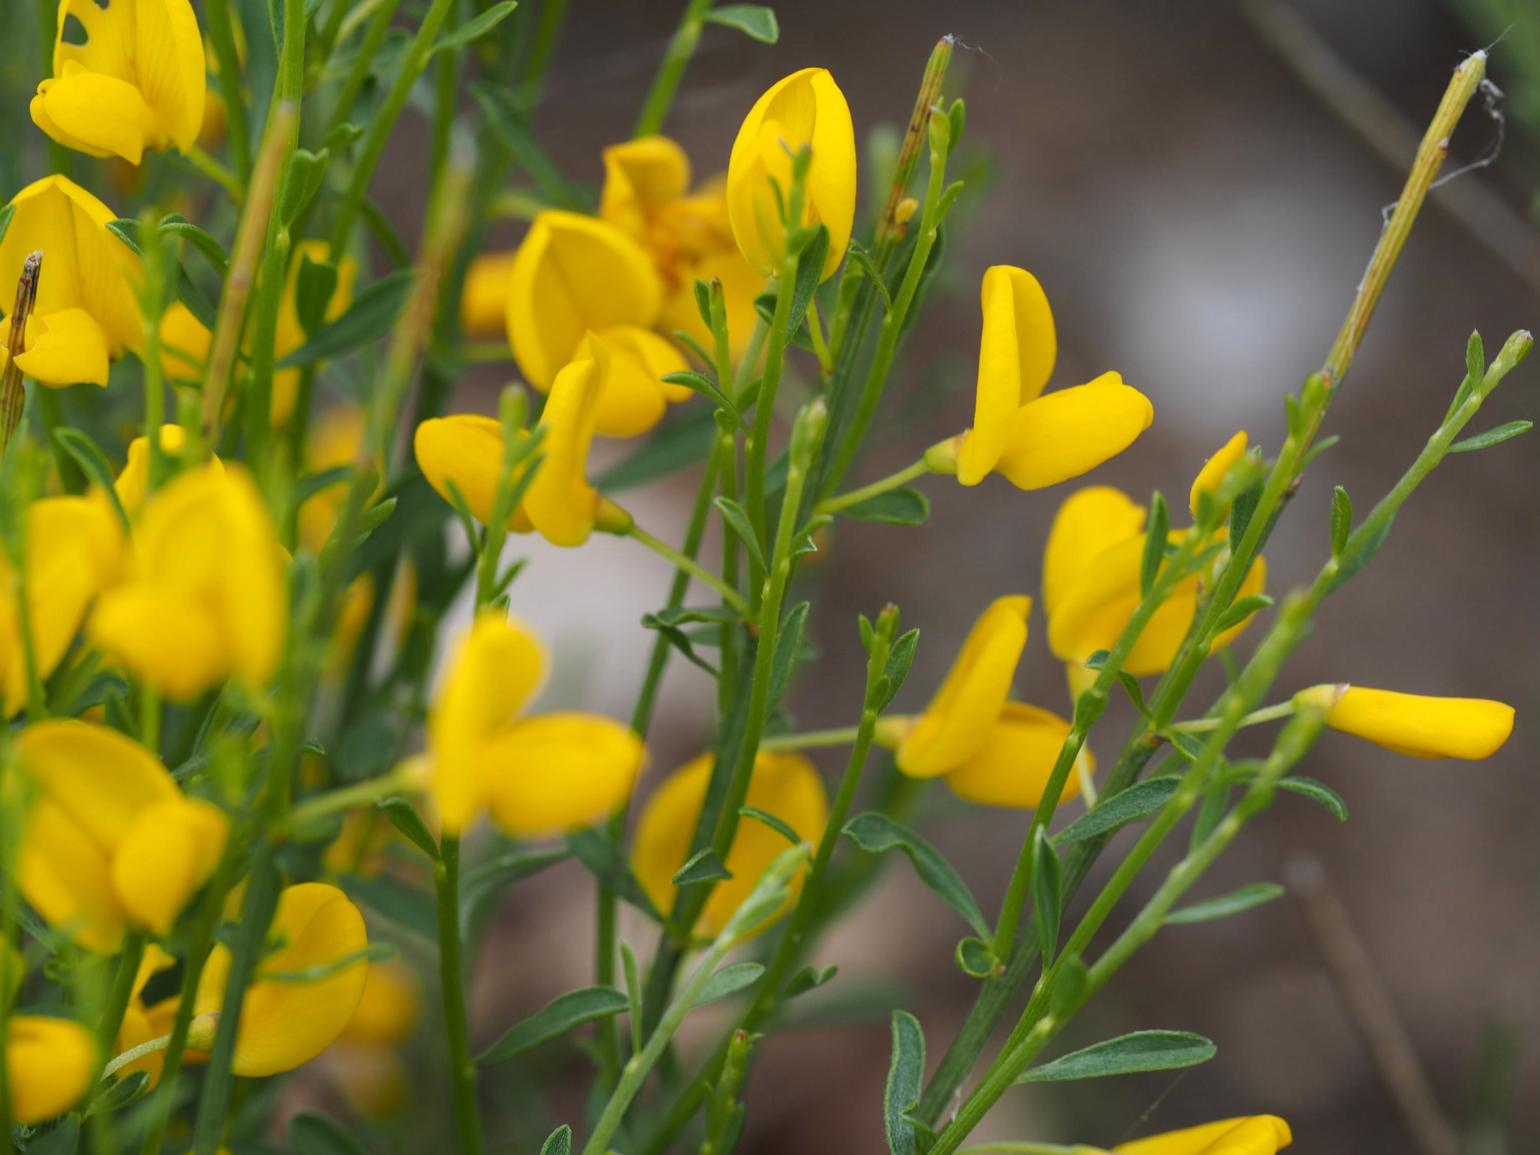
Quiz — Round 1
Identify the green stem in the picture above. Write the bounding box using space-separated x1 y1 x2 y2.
816 458 928 516
761 725 863 751
626 523 750 615
204 0 251 184
632 0 714 138
435 835 485 1155
325 0 404 143
187 144 242 201
1169 698 1295 734
94 934 146 1066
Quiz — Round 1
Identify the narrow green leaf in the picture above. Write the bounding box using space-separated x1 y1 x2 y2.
52 429 129 526
1331 514 1394 590
673 848 733 886
844 242 893 312
277 270 416 367
695 962 765 1006
842 487 929 526
787 224 830 337
884 1011 926 1155
662 369 743 426
715 496 766 571
1276 775 1349 821
540 1125 573 1155
432 0 518 55
1014 1030 1216 1085
278 148 331 226
704 3 779 43
1330 486 1353 557
88 1070 149 1117
954 936 998 979
1229 478 1262 542
1054 777 1181 846
1030 827 1063 965
28 1117 80 1153
1167 882 1286 925
566 829 663 920
784 963 838 998
1449 420 1533 454
1140 492 1169 596
1213 593 1275 635
875 627 921 712
158 214 230 273
290 1111 366 1155
769 601 810 708
460 846 569 943
1466 329 1486 384
843 813 989 937
1047 954 1089 1019
375 797 438 860
477 987 630 1065
294 254 341 337
740 806 802 847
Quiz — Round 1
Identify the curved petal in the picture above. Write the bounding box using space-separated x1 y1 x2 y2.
18 795 126 952
1042 486 1145 619
111 796 228 934
946 702 1089 809
115 424 190 517
958 266 1056 485
482 712 645 837
1113 1115 1292 1155
15 719 176 848
524 347 605 547
589 324 690 437
459 250 517 339
1189 429 1249 518
7 1016 97 1124
414 414 536 531
14 306 112 387
32 71 156 165
1323 686 1515 760
91 583 229 700
600 135 692 237
994 376 1154 490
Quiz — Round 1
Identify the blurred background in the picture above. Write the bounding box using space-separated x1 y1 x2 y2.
396 0 1540 1149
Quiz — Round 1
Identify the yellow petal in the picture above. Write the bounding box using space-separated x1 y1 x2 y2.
897 596 1032 778
15 719 176 848
196 883 369 1077
659 240 764 364
429 612 547 833
1042 487 1145 619
1318 686 1515 760
158 301 212 381
1189 429 1249 518
460 250 517 339
946 702 1089 809
589 324 690 437
111 796 228 934
1113 1115 1292 1155
339 961 422 1048
6 1016 97 1124
958 266 1057 485
18 794 126 952
726 68 855 280
15 306 113 386
599 136 692 237
414 414 536 531
524 347 606 547
993 375 1154 490
115 424 191 517
91 583 229 701
32 70 157 165
481 712 645 837
632 750 827 939
506 211 661 392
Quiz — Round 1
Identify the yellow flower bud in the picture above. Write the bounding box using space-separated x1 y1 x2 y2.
6 1015 97 1124
1189 429 1249 517
895 596 1031 778
632 750 828 939
726 68 856 282
1112 1114 1292 1155
1306 684 1515 760
194 883 369 1077
946 702 1089 809
30 0 206 164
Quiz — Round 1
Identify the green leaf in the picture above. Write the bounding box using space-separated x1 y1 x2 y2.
540 1126 573 1155
477 986 630 1065
1449 420 1533 454
784 963 838 998
841 487 929 526
769 601 810 708
715 496 766 571
1212 593 1274 635
27 1118 80 1154
787 224 830 340
640 613 720 677
1167 882 1286 926
279 148 331 226
1276 775 1349 821
1030 826 1063 965
704 4 779 43
1047 954 1089 1019
52 429 129 526
740 805 802 847
884 1011 926 1155
955 935 998 978
598 405 717 491
460 846 569 942
843 812 989 937
158 214 230 274
1054 777 1181 846
375 797 438 860
1229 478 1262 543
277 270 416 367
1016 1030 1216 1085
1331 513 1394 590
290 1111 366 1155
695 961 765 1006
673 848 733 886
1466 329 1486 384
88 1070 149 1117
432 0 518 55
1140 492 1169 596
344 872 437 940
662 369 744 426
844 241 893 313
294 253 341 337
1330 486 1352 558
566 828 663 920
875 627 920 712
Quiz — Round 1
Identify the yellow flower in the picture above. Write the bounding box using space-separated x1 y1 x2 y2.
193 882 368 1077
273 243 358 425
945 702 1090 810
6 1015 97 1125
115 944 179 1086
1189 429 1249 517
14 720 227 951
632 750 828 939
954 266 1153 490
113 424 208 517
428 612 644 836
1 493 123 717
892 596 1032 778
325 960 421 1116
415 413 534 531
31 0 206 164
0 176 141 387
600 135 764 362
1299 684 1515 760
726 68 856 282
460 250 518 338
1111 1115 1292 1155
297 405 368 552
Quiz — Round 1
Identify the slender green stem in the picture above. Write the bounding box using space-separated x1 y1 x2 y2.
816 458 928 516
632 0 714 138
325 0 404 141
186 144 242 200
94 934 146 1065
435 835 485 1155
1169 698 1295 733
204 0 251 184
761 725 863 751
102 1033 172 1081
627 523 750 615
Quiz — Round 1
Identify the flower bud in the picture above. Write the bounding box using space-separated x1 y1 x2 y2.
1306 684 1515 760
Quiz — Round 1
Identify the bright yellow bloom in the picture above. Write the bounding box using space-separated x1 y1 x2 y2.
0 176 141 387
461 250 518 338
14 720 227 951
945 702 1089 809
955 266 1152 490
1041 487 1146 619
892 596 1032 778
1111 1115 1292 1155
193 883 368 1077
91 463 285 701
1299 684 1515 760
726 68 856 282
428 612 644 836
115 944 178 1085
632 750 828 939
113 423 209 517
6 1016 97 1124
31 0 206 164
1190 429 1250 517
1 494 123 717
415 413 535 531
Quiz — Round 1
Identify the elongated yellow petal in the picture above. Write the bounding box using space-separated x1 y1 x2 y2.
111 796 228 934
588 324 690 437
524 348 606 547
1042 487 1146 619
600 136 692 236
1312 685 1515 760
18 795 126 952
13 305 112 387
32 69 156 165
481 713 645 837
15 719 176 848
1113 1115 1292 1155
897 596 1032 778
7 1016 97 1124
946 702 1089 809
414 414 536 531
958 266 1057 486
460 251 517 339
1189 429 1249 517
993 376 1154 490
632 751 827 939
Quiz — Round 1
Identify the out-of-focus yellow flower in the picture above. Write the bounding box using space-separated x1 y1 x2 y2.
1189 429 1249 517
297 405 368 552
1111 1115 1292 1155
6 1015 97 1124
274 243 358 425
1 494 123 717
945 702 1089 809
461 250 518 338
115 944 178 1085
953 266 1152 490
113 424 215 517
31 0 205 165
427 612 644 836
600 135 764 362
327 961 422 1117
14 720 227 951
0 176 141 387
726 68 855 282
1297 684 1515 760
193 883 368 1077
891 596 1032 778
632 750 828 939
91 463 285 701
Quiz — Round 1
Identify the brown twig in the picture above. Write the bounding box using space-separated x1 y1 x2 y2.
0 252 42 454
